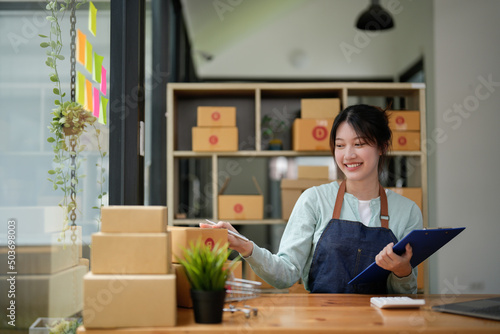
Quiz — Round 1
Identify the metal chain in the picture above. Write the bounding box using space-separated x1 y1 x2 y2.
69 136 77 227
70 0 77 103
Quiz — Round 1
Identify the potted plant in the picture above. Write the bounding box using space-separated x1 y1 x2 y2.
29 317 81 334
177 239 240 324
261 114 289 150
40 0 106 239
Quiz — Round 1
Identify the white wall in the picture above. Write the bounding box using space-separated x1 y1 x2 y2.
185 0 398 79
429 0 500 294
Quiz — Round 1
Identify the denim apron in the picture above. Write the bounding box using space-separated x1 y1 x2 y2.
308 180 398 293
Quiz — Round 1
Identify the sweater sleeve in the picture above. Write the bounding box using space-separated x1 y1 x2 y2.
243 187 319 289
386 201 424 294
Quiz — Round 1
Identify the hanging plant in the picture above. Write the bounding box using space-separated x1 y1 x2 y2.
40 0 106 239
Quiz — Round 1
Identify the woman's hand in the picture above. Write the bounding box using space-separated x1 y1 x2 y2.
375 242 413 278
199 221 254 257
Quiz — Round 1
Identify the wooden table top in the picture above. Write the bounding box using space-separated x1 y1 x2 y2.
77 294 500 333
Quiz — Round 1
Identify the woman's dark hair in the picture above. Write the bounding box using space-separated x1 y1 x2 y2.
329 104 392 171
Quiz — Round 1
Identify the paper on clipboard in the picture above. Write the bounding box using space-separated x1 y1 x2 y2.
348 227 466 285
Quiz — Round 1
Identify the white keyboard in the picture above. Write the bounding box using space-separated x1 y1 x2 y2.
370 297 426 309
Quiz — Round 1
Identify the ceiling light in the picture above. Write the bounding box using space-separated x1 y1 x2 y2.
355 0 394 31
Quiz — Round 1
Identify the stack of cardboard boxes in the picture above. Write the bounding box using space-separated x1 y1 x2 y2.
387 110 422 211
0 232 86 329
192 106 238 151
82 206 176 329
292 98 340 151
389 110 421 151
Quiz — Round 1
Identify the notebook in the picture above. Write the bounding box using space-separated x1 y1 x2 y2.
348 227 466 285
432 297 500 321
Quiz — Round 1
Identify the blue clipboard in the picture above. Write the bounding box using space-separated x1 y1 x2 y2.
348 227 466 285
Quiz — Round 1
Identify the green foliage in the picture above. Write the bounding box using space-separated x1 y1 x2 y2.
177 239 240 291
48 318 82 334
40 0 106 237
261 115 288 140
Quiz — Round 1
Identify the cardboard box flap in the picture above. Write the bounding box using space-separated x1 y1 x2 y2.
219 176 263 195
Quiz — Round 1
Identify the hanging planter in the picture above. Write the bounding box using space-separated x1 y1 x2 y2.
40 0 106 237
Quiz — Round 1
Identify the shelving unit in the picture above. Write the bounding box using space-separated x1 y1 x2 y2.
166 82 428 291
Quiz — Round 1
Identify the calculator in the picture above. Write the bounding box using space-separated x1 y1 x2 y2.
370 297 426 309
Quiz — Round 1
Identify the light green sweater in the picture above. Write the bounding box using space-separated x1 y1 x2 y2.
244 181 423 293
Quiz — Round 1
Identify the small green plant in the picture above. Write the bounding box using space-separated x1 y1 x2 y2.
177 239 240 291
40 0 106 237
261 114 288 142
48 317 82 334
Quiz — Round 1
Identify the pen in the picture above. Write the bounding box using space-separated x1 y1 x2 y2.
204 219 250 242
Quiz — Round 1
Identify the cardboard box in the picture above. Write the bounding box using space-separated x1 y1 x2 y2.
389 111 420 131
0 244 79 275
281 179 332 220
292 118 334 151
197 106 236 127
100 206 167 233
218 176 263 220
83 273 176 328
173 260 242 308
387 187 423 211
91 232 171 274
392 131 421 151
301 98 341 119
297 166 330 180
168 226 228 263
192 126 238 151
0 265 87 329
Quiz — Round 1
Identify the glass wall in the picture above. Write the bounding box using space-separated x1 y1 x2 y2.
0 2 110 331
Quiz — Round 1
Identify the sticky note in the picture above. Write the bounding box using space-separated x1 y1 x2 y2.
77 71 85 106
100 66 107 95
93 87 100 118
93 52 104 83
77 29 86 65
89 2 97 36
99 97 108 125
85 79 93 112
85 40 93 74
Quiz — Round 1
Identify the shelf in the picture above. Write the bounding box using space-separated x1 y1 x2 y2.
173 150 332 157
173 150 423 158
172 219 287 226
167 82 428 292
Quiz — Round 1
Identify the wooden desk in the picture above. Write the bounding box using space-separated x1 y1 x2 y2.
78 294 500 333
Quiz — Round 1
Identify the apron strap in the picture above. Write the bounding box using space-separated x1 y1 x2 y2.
332 180 389 229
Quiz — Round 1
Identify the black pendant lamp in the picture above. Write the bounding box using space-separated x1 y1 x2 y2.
356 0 394 31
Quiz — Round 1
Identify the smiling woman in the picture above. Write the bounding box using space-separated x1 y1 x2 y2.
202 103 423 294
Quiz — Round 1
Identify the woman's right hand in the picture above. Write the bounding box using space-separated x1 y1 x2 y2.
199 220 254 257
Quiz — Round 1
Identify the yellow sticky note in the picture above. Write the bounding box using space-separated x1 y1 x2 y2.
99 96 108 125
77 29 86 65
85 79 93 112
89 2 97 36
85 40 93 74
93 52 104 83
76 71 85 106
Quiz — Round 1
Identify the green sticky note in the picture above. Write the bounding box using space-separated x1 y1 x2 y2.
99 96 108 125
76 71 85 106
93 52 104 83
89 1 97 36
85 40 93 74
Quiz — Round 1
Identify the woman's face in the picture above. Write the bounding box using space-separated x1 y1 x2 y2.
334 121 381 184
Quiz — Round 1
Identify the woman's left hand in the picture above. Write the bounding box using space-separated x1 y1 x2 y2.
375 242 413 278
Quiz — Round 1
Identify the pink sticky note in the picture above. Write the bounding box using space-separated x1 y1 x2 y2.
100 66 107 95
93 87 100 118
